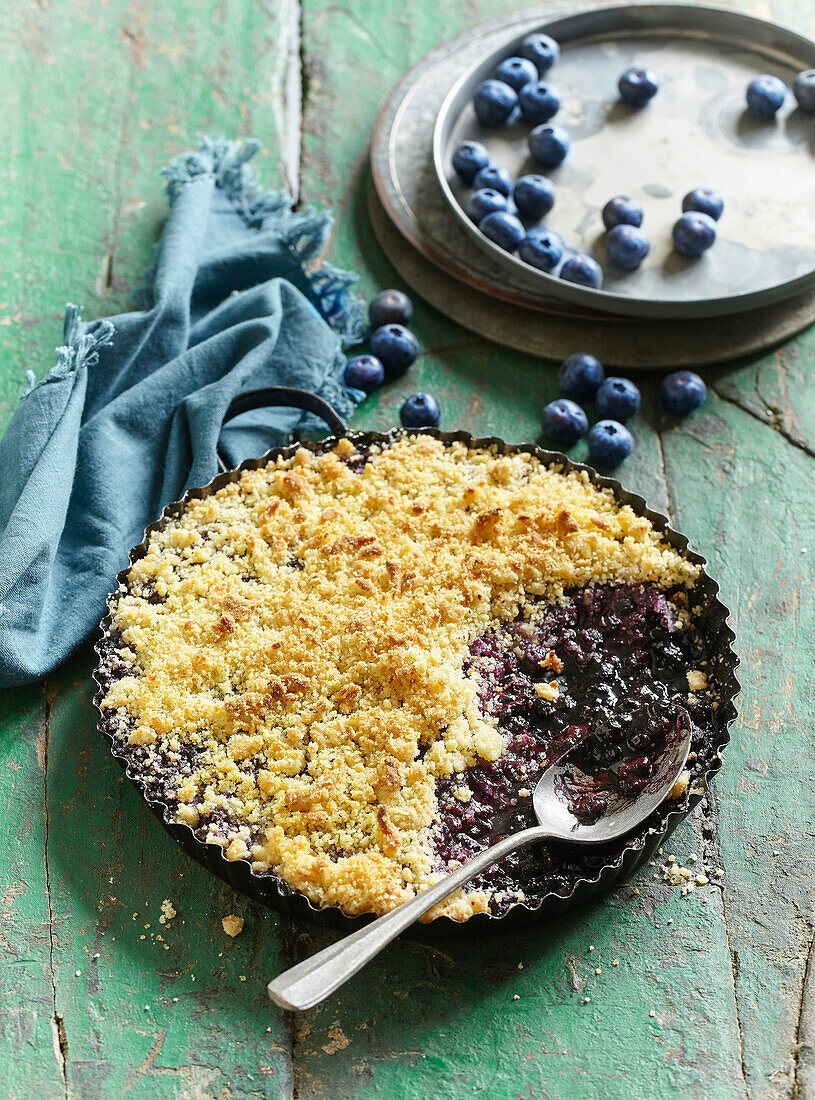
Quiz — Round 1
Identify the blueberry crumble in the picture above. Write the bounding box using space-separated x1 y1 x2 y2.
98 435 718 921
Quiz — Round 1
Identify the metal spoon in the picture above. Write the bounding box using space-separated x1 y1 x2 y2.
268 726 691 1011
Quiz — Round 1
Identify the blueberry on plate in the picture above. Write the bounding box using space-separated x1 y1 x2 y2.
480 210 526 251
793 69 815 112
746 75 786 118
474 79 518 125
473 165 514 196
494 56 538 92
370 324 420 379
519 32 560 74
518 228 563 272
465 188 508 223
595 377 641 421
541 398 588 445
528 123 570 166
400 392 441 428
452 141 490 184
606 224 650 270
369 289 414 328
682 188 724 222
587 420 634 466
519 80 561 124
513 174 555 220
558 352 604 399
560 254 603 288
344 354 385 395
602 195 643 230
618 67 658 107
660 370 707 415
672 212 717 256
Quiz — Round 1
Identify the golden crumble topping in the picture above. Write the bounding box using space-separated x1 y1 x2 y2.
101 435 699 919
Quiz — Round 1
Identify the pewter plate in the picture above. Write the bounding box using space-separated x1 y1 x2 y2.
434 3 815 319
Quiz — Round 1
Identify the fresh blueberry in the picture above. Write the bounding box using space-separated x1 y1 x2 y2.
541 399 588 445
558 353 604 399
746 75 786 118
452 141 490 184
513 174 555 220
606 224 650 270
494 56 538 92
343 354 385 394
560 254 603 289
370 324 420 379
793 69 815 112
474 79 518 125
480 210 526 251
465 188 508 223
519 81 561 124
369 289 413 328
471 167 511 199
595 377 641 421
660 370 707 415
618 67 659 107
672 212 717 256
602 195 643 230
518 228 563 272
587 420 634 466
519 32 560 74
400 392 441 428
682 188 724 222
528 123 570 166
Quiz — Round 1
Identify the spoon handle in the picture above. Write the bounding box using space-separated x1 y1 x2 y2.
267 824 551 1011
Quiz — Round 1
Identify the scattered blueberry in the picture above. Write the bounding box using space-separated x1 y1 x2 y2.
369 289 413 328
494 56 538 92
587 420 634 466
602 195 643 230
793 69 815 113
480 210 526 251
558 352 605 399
595 377 641 421
474 79 518 125
473 165 514 196
746 75 786 118
660 370 707 415
343 354 385 395
452 141 490 184
513 174 555 220
400 392 441 428
518 228 564 272
618 67 658 107
560 254 604 289
370 324 420 379
528 123 570 166
541 399 589 445
465 188 508 223
672 212 717 256
606 224 650 270
682 188 724 222
519 80 561 124
519 32 560 75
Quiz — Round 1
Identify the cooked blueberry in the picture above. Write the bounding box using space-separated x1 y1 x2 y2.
480 210 526 251
518 227 563 271
513 174 555 220
793 69 815 112
560 254 603 288
528 123 570 166
541 398 588 445
660 370 707 415
519 80 561 124
672 212 717 256
369 289 414 328
343 354 385 394
602 195 643 230
595 377 641 421
587 420 634 466
473 165 514 196
495 56 538 92
519 32 560 74
559 353 604 399
465 188 508 223
606 224 650 270
370 324 419 378
618 67 658 106
474 79 518 125
746 75 786 118
682 188 724 222
452 140 490 184
400 392 441 428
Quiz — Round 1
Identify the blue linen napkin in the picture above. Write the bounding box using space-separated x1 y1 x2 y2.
0 136 365 688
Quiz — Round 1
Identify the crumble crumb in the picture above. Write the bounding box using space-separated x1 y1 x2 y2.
222 914 244 938
687 669 708 692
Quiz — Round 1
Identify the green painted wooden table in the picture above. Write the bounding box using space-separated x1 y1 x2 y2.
1 1 813 1097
